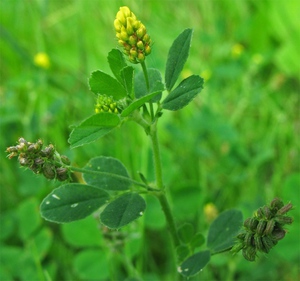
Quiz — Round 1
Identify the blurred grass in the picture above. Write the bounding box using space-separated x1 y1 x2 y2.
0 0 299 280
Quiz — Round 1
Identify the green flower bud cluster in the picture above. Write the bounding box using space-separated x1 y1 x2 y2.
231 198 293 261
95 94 121 114
114 6 152 63
6 138 72 182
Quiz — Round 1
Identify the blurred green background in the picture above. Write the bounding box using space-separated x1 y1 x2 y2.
0 0 299 280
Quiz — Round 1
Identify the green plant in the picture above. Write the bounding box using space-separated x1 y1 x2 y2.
6 6 294 280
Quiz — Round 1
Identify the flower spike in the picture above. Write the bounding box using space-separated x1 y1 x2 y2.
115 6 152 64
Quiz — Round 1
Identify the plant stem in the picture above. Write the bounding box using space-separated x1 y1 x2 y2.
150 122 180 247
141 61 154 120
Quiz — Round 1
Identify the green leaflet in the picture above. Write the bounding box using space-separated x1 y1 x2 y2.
89 70 126 100
121 90 163 117
165 28 193 91
162 75 204 111
134 68 164 102
83 156 131 191
68 113 120 148
100 193 146 229
207 209 243 254
179 250 211 277
40 184 110 223
107 48 127 84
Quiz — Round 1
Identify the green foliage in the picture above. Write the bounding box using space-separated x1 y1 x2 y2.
40 184 109 223
162 75 204 111
100 193 146 229
89 70 127 99
165 28 193 91
207 209 243 254
179 250 211 277
83 156 131 190
1 1 299 281
68 113 120 148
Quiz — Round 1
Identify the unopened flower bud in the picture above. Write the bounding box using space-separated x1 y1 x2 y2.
56 167 69 181
276 203 293 216
137 41 144 50
272 228 286 240
136 25 146 39
43 163 56 180
61 155 71 165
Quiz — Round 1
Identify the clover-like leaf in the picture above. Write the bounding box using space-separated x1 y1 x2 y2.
83 156 131 191
165 28 193 91
68 113 120 149
162 75 203 111
107 48 127 84
100 193 146 229
40 184 110 223
89 70 126 100
207 209 243 254
179 250 210 277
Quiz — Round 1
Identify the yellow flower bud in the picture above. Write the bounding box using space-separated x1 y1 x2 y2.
114 19 122 32
137 25 146 39
137 41 144 50
116 10 126 26
128 35 137 46
137 52 145 62
126 18 134 35
145 45 151 55
143 34 151 43
120 6 131 18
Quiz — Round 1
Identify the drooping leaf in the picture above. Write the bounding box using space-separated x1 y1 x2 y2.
107 48 127 84
134 68 164 102
207 209 243 254
83 156 131 191
40 184 110 223
162 75 204 111
120 66 134 98
100 193 146 229
179 250 210 277
89 70 126 100
165 28 193 91
121 90 163 117
68 113 120 149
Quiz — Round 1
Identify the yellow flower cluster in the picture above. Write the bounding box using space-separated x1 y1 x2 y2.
95 95 119 114
114 6 151 63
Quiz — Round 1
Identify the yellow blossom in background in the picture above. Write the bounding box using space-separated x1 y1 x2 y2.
252 53 264 65
204 203 218 223
231 43 244 58
200 69 212 81
34 52 50 69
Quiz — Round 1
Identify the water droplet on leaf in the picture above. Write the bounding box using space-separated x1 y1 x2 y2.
71 203 78 208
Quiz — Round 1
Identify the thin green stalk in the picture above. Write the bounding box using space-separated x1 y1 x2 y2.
150 122 180 247
141 61 154 120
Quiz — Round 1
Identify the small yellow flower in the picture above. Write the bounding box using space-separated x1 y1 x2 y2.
115 6 152 64
204 203 218 223
231 43 244 58
34 52 50 69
